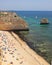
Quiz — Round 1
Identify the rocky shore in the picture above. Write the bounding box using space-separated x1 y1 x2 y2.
0 31 50 65
0 11 50 65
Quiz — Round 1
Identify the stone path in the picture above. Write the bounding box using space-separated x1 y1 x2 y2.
0 31 50 65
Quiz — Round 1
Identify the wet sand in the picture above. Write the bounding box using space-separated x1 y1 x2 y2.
0 31 50 65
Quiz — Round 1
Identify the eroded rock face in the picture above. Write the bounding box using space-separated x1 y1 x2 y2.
40 18 49 24
0 12 29 31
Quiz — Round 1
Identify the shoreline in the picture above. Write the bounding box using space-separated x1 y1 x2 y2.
13 31 50 63
11 31 50 65
0 31 50 65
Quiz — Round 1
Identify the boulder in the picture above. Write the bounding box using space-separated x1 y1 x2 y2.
40 18 49 24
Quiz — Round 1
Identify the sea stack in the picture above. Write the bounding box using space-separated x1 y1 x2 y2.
40 18 49 24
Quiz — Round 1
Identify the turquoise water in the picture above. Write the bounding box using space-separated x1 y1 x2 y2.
22 16 52 63
15 11 52 63
23 16 52 42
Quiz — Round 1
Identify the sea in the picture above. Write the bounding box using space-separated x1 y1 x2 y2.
14 11 52 63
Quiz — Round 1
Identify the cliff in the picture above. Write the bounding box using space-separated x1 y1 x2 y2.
0 12 29 31
0 31 50 65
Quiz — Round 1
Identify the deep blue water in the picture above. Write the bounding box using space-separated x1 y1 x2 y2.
15 11 52 62
15 11 52 17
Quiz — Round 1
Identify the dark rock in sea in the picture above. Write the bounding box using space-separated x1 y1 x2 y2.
40 18 49 25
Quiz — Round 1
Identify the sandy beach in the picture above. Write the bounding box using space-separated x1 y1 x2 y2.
0 31 50 65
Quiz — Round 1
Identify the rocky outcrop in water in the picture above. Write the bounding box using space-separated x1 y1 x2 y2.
40 18 49 24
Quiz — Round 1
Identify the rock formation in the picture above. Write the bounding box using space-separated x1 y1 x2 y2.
0 11 29 31
0 31 50 65
40 18 49 24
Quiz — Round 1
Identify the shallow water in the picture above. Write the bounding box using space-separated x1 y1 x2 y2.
15 11 52 63
23 17 52 63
